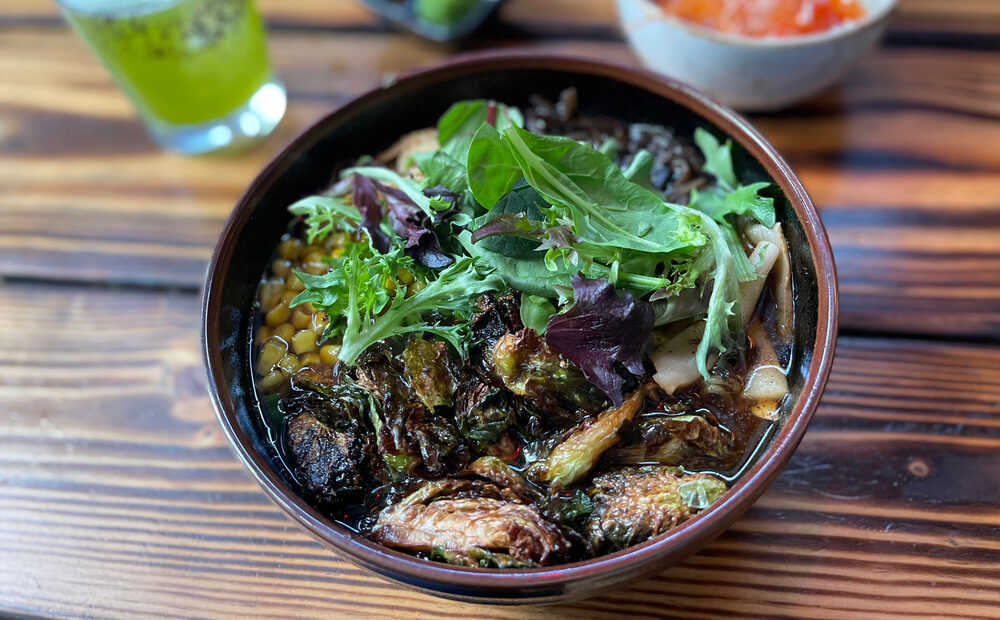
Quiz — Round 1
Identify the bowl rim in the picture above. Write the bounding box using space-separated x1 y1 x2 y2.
203 51 839 596
620 0 899 49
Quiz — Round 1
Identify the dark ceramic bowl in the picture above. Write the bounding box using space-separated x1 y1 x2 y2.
203 52 838 604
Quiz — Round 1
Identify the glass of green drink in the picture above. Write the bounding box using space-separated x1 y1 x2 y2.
58 0 286 154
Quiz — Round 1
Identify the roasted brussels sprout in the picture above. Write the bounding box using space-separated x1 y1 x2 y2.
610 414 737 469
529 388 645 489
454 377 516 452
490 328 607 422
356 344 468 477
370 477 582 565
470 292 523 359
401 338 458 410
584 466 727 550
466 456 543 504
284 371 383 504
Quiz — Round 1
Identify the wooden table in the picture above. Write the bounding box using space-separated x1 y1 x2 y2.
2 1 999 617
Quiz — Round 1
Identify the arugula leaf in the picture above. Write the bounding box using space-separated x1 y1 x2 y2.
437 100 524 165
691 127 775 228
598 137 619 160
501 124 705 255
465 125 707 297
690 183 775 229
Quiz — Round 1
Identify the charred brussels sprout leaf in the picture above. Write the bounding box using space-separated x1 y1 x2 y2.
678 476 727 510
490 328 606 421
529 388 644 489
543 490 594 528
584 466 727 550
455 379 515 448
371 477 582 565
259 392 284 427
430 546 536 569
466 456 543 505
356 345 468 477
401 338 458 410
283 371 383 505
610 414 737 469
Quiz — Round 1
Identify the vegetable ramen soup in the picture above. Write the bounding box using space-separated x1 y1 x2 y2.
252 90 793 568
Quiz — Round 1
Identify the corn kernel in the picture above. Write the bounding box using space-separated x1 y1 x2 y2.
291 307 312 330
272 323 294 343
258 369 288 392
302 249 325 265
304 262 328 276
292 329 317 355
277 353 301 374
264 300 290 327
256 337 288 375
287 274 306 292
311 312 330 334
271 258 292 279
254 326 271 345
258 279 285 313
383 277 397 297
397 268 415 285
300 352 322 369
406 280 426 297
319 343 341 366
277 238 304 261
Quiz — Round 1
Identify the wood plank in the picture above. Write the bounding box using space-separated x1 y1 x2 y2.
2 29 999 336
0 281 999 618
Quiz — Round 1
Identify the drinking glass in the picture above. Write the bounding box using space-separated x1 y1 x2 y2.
57 0 286 154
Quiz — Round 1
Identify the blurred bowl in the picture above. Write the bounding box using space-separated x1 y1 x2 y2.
617 0 899 111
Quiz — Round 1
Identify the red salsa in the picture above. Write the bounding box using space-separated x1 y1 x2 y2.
656 0 867 37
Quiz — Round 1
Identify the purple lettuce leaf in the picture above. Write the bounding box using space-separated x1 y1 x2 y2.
545 275 654 406
352 174 391 254
375 181 454 269
470 213 542 244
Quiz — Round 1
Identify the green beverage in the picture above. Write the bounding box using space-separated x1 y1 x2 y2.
59 0 285 153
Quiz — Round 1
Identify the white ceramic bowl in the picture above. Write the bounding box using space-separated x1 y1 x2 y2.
617 0 898 111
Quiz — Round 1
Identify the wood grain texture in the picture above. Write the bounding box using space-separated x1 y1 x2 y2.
3 1 1000 617
0 282 998 619
2 24 999 336
6 0 1000 36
